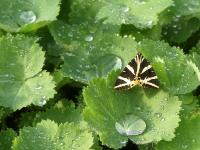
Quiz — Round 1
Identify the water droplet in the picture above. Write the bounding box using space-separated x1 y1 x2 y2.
33 96 47 107
115 114 146 136
120 140 127 145
163 31 168 35
9 63 16 66
114 56 123 70
136 107 141 111
20 10 37 24
0 73 15 83
188 7 193 11
34 85 42 90
123 6 129 12
89 27 97 34
154 112 162 118
147 20 153 26
161 118 165 121
121 18 126 24
181 144 188 149
76 69 81 73
68 32 73 37
174 31 178 34
84 35 93 42
135 0 146 4
65 52 75 57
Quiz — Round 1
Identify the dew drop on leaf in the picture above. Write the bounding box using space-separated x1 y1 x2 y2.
154 112 162 118
20 10 37 24
147 20 153 26
84 35 93 42
174 31 178 34
34 85 43 90
33 96 47 107
136 106 141 111
122 6 129 12
181 144 188 149
135 0 146 4
120 140 127 145
115 114 146 136
161 118 165 121
68 32 73 38
121 18 126 24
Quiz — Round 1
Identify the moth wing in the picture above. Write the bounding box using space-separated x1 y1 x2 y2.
114 58 137 90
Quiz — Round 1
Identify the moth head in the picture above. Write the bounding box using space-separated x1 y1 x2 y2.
132 78 143 86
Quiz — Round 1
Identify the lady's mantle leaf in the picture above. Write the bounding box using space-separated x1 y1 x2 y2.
0 0 60 32
190 43 200 70
138 40 200 95
0 34 56 110
12 120 93 150
0 107 5 122
69 0 104 24
49 21 137 83
96 0 173 28
0 129 17 150
161 0 200 43
120 24 162 41
83 71 181 149
162 17 200 43
33 101 83 125
161 0 200 24
155 112 200 150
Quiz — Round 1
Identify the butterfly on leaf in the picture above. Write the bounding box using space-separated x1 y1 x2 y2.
114 52 159 90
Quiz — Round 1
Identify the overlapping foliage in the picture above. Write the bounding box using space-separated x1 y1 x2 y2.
0 0 200 150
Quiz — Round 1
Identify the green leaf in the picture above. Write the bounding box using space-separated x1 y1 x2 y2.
162 17 200 43
33 101 83 125
0 107 13 124
189 52 200 70
178 94 199 116
0 34 56 110
83 71 181 149
12 120 94 150
19 111 38 128
19 100 85 128
52 70 80 90
120 24 162 41
0 129 17 150
0 0 60 32
163 0 200 21
138 39 200 95
155 111 200 150
49 21 137 83
0 107 5 122
160 0 200 43
160 0 200 26
96 0 173 28
45 43 64 71
69 0 104 24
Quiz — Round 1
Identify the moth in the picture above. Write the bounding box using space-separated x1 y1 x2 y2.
114 53 159 90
